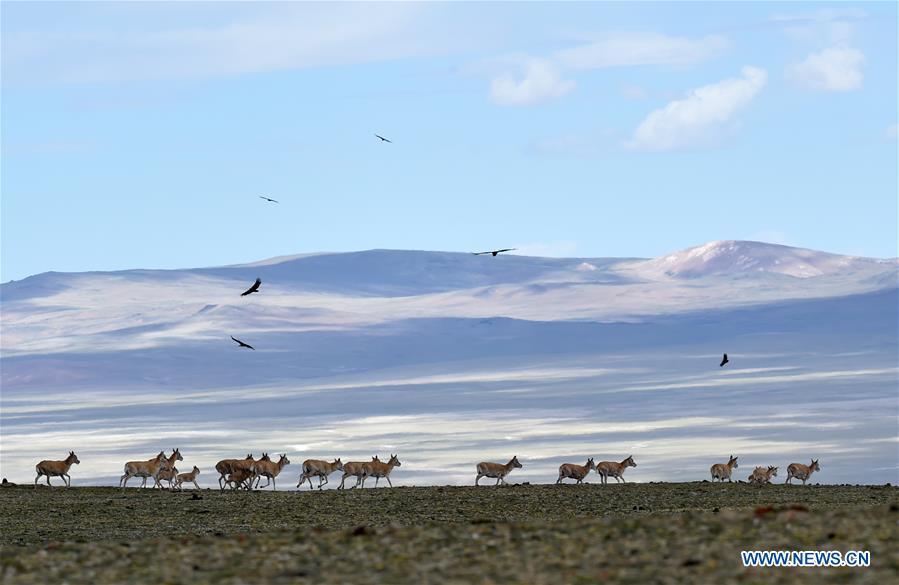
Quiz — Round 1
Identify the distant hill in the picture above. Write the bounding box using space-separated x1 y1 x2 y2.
1 241 896 487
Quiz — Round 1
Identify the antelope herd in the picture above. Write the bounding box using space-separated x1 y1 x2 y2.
30 450 824 490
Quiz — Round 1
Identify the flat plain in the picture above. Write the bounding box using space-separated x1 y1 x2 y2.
1 482 896 584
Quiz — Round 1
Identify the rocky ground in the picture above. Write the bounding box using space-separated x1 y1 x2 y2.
1 482 896 584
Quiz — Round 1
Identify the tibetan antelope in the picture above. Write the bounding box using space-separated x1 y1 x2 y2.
34 451 80 488
786 459 820 485
173 466 201 490
475 456 522 486
120 451 168 489
153 448 184 488
362 454 402 488
155 466 178 489
710 455 739 482
254 453 290 490
748 466 778 484
215 454 255 491
557 458 595 484
596 455 637 485
338 456 379 490
297 458 343 490
223 468 254 491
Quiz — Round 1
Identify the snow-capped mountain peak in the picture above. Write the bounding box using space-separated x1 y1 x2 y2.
628 240 886 279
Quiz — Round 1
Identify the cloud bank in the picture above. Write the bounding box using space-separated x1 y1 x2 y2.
785 45 865 92
626 66 768 152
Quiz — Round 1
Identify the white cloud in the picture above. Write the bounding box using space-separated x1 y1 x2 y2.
1 4 457 85
555 33 728 70
482 31 728 107
489 58 575 107
626 66 767 152
770 8 866 45
785 45 865 92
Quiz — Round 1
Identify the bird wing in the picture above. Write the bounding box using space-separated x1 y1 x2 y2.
495 248 516 254
232 337 254 349
240 279 260 296
375 134 392 143
472 251 490 256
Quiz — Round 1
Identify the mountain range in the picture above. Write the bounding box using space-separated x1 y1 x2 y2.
1 240 896 487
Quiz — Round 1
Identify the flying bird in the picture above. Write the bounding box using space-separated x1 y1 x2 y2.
240 278 261 297
374 134 392 143
231 336 255 350
259 196 279 203
720 353 729 367
473 248 517 257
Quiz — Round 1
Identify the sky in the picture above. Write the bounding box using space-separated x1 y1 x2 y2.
1 1 897 282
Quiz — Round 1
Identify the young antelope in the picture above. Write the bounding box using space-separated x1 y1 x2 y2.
338 457 379 490
254 453 290 490
786 459 820 485
297 458 343 490
475 456 522 486
556 458 595 484
710 455 739 482
361 454 402 488
173 466 201 490
595 455 637 485
120 451 168 489
748 466 778 484
155 466 178 489
152 448 184 488
34 451 80 488
223 468 254 491
215 454 255 491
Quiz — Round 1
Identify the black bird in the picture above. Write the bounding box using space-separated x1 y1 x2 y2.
231 336 255 350
374 134 392 143
473 248 517 257
240 278 261 296
720 353 729 367
259 196 279 203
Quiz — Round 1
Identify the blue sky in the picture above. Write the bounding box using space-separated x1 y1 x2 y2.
1 2 896 282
